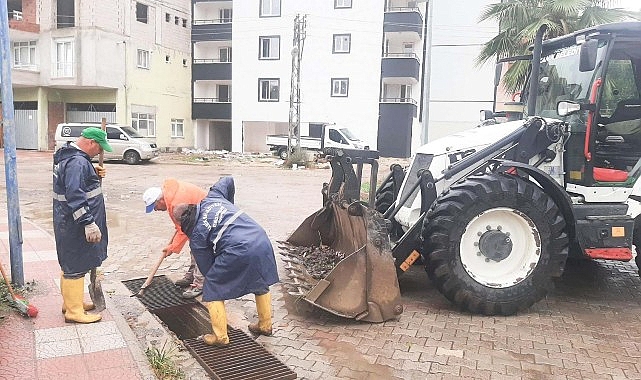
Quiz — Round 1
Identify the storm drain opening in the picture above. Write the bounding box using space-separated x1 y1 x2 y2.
123 275 297 379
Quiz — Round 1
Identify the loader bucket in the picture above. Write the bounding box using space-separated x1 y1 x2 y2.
281 197 403 323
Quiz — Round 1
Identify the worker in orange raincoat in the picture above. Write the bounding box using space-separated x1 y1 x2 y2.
143 179 206 298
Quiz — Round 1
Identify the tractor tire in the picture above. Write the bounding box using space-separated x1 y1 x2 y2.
633 216 641 276
422 173 568 316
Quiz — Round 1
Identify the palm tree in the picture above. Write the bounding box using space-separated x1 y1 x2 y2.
477 0 639 94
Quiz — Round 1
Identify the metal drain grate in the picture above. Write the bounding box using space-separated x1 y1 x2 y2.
123 276 297 379
184 328 297 380
122 275 197 311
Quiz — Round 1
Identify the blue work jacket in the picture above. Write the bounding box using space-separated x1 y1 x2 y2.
189 177 279 301
53 143 108 274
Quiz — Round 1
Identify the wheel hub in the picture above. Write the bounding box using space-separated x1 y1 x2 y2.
478 228 512 262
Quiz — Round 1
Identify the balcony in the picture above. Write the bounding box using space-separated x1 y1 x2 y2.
193 60 232 80
381 53 420 82
192 98 231 120
384 8 423 37
192 22 231 42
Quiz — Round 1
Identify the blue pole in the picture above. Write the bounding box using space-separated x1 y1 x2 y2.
0 1 24 286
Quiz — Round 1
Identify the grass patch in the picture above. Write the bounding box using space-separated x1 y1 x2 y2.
145 341 185 380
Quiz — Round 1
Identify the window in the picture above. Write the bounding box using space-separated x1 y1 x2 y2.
165 13 170 22
220 9 232 23
13 41 36 68
217 85 230 102
259 79 280 101
182 58 188 66
171 119 184 137
259 36 280 60
131 112 156 136
174 16 179 25
165 55 170 63
137 49 150 69
333 34 351 54
106 127 123 140
400 85 412 101
182 18 187 27
57 0 75 28
331 78 349 97
53 39 74 77
335 0 352 9
219 47 232 62
260 0 280 17
136 2 148 24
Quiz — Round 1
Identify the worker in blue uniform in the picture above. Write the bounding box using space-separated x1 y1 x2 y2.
53 127 112 324
173 176 279 346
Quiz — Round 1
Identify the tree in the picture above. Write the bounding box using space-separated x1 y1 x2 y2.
477 0 640 94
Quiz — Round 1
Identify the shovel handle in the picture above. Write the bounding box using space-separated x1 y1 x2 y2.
139 252 165 292
99 118 106 167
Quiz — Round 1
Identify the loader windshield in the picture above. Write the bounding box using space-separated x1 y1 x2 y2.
529 42 607 119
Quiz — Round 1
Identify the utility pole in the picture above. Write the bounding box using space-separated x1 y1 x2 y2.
287 14 307 158
0 1 25 285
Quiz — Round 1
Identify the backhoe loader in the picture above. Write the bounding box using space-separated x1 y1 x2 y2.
281 22 641 320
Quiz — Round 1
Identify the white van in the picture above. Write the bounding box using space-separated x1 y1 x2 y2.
55 122 159 164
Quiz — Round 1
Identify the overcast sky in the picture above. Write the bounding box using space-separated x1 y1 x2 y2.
615 0 641 11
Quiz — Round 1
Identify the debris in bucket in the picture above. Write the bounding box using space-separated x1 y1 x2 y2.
280 244 346 280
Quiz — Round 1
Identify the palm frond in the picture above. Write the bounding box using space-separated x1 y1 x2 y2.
579 7 641 26
503 61 532 94
545 0 592 16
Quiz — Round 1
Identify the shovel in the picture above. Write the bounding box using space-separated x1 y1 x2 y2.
88 268 106 312
88 118 108 312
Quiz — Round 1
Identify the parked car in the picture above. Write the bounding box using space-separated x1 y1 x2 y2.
55 122 159 164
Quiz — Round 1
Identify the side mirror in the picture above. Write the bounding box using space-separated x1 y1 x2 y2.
494 63 503 87
480 109 494 121
557 100 582 116
579 39 598 72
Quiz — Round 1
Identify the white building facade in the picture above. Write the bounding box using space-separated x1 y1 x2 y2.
192 0 498 158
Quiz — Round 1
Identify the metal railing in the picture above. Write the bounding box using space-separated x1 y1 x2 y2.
385 6 421 14
383 52 419 60
380 97 417 105
193 97 232 103
193 18 232 25
193 58 231 64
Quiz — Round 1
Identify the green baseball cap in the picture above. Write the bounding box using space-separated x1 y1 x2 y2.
81 127 113 152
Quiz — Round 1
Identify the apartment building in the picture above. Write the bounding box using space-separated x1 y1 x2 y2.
193 0 390 154
192 0 498 158
6 0 192 151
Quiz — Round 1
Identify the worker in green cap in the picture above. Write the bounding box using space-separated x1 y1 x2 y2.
53 127 113 323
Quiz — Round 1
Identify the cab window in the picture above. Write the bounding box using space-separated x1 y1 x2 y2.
328 129 347 144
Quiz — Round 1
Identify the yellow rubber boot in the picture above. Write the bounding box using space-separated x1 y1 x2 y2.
62 277 102 324
60 275 95 313
203 301 229 346
248 292 272 336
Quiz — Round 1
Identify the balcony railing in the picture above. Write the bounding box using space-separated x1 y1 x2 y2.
380 97 417 105
385 6 422 16
383 52 419 60
193 18 232 25
193 58 231 63
194 97 232 103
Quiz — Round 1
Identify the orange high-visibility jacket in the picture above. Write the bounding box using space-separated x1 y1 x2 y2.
162 178 207 254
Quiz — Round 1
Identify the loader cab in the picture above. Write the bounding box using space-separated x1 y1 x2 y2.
522 22 641 197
